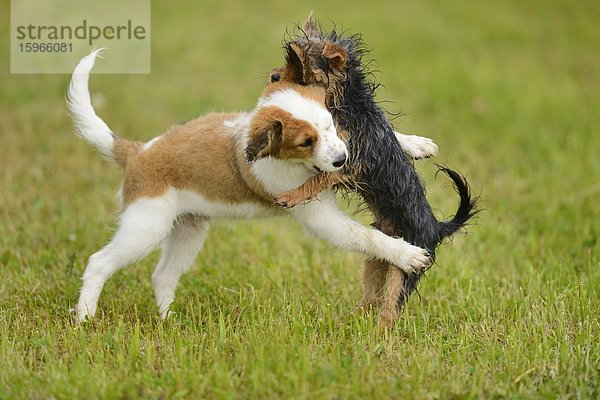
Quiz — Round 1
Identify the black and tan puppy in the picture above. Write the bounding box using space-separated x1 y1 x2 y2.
272 15 478 327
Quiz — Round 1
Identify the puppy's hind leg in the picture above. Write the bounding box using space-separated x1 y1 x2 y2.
359 258 388 312
359 215 394 311
380 267 405 329
75 197 177 322
152 216 209 319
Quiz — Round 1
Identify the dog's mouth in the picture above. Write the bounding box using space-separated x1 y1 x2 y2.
313 165 322 173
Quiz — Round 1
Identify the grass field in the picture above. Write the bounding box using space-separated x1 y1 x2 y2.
1 1 599 398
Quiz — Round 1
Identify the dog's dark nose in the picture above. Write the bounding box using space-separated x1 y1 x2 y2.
332 154 347 168
270 72 280 82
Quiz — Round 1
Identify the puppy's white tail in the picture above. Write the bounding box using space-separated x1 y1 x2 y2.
67 49 116 161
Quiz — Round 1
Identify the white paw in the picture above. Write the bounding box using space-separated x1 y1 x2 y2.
74 304 93 323
391 243 431 275
396 132 439 159
159 308 173 320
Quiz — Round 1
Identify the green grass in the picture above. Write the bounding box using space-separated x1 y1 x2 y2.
1 0 599 398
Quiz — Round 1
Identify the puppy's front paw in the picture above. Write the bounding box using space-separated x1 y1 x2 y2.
411 136 438 159
274 194 292 208
406 245 431 274
393 243 431 275
397 132 439 159
273 191 306 208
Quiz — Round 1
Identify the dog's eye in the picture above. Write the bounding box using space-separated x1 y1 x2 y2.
270 72 281 83
299 138 313 147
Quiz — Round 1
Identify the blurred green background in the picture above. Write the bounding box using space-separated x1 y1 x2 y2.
1 1 599 398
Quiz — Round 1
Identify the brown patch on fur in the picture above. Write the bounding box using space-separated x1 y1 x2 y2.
275 34 349 109
113 139 143 168
322 42 348 71
117 112 275 207
336 127 349 142
246 106 319 162
246 109 283 161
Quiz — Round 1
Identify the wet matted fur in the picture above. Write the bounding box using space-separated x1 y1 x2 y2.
272 15 479 327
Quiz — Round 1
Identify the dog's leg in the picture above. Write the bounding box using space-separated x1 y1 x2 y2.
274 171 347 208
359 258 388 311
152 217 209 319
379 266 405 329
362 214 414 328
359 214 395 311
394 131 438 159
75 197 176 322
291 195 430 274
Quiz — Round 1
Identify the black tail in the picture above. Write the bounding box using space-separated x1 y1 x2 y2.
398 166 479 309
435 165 479 242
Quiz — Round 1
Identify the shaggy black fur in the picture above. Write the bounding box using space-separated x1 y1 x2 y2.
286 29 478 307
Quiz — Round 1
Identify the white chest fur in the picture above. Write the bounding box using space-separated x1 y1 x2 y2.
250 158 316 195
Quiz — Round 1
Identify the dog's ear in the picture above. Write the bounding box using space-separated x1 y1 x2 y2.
302 11 321 39
285 43 306 84
323 42 348 71
246 109 283 162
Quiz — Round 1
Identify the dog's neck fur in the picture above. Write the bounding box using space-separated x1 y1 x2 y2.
250 156 316 194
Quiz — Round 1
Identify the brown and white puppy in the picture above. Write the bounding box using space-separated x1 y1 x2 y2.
67 50 430 322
